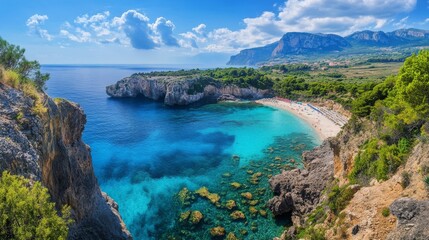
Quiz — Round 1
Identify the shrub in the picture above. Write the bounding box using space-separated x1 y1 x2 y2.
381 207 390 217
0 171 72 239
296 226 326 240
424 176 429 188
401 171 411 189
328 184 355 215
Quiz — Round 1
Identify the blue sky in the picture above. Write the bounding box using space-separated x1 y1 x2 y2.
1 0 428 65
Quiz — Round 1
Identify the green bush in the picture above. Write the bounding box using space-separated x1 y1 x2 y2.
328 184 355 215
349 138 411 183
0 171 72 239
296 226 326 240
381 207 390 217
424 176 429 188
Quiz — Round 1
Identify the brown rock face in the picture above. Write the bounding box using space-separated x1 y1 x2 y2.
0 83 131 239
267 140 334 226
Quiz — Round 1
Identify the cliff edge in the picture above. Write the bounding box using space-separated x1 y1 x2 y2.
106 75 273 106
0 82 131 239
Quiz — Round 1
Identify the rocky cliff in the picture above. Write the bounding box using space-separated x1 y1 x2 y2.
267 140 335 226
106 75 273 105
0 82 131 239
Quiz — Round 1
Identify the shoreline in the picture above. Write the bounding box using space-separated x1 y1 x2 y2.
255 98 347 141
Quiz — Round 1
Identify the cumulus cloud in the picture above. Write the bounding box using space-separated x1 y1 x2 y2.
112 10 158 49
152 17 179 47
26 14 53 41
57 10 180 50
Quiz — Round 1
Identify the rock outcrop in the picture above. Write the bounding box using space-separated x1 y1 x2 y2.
106 75 273 106
0 83 131 239
267 140 335 226
388 198 429 240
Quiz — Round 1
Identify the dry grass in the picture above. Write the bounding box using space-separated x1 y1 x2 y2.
0 67 47 116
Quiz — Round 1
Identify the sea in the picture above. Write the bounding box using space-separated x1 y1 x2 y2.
43 65 321 240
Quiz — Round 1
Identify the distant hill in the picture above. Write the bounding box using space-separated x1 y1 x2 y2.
227 28 429 65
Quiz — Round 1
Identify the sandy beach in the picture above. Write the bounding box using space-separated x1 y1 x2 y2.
256 98 348 140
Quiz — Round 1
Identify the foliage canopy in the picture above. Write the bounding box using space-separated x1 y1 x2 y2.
0 171 72 240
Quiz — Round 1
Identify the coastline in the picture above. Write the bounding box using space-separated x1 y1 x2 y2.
255 98 348 141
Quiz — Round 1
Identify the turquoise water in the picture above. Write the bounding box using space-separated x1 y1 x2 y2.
44 65 320 239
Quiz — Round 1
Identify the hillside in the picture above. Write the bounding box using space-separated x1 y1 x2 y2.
269 50 429 239
228 28 429 66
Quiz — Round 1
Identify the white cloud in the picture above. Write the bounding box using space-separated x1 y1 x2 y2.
192 24 206 35
394 16 409 29
152 17 179 47
26 14 53 41
201 0 417 53
60 28 91 43
58 10 180 50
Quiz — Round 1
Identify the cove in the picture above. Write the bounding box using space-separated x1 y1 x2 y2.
44 65 321 239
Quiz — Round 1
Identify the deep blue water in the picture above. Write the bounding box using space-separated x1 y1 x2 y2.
44 65 320 239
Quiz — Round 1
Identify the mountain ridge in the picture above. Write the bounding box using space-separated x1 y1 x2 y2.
228 28 429 65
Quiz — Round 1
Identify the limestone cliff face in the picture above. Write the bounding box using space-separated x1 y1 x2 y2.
0 83 131 239
106 75 273 106
267 140 335 227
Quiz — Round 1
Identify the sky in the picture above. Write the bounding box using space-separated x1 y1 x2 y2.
1 0 429 65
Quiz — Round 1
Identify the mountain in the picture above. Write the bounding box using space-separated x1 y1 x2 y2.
228 28 429 65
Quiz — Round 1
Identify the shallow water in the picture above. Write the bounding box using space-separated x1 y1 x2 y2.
44 65 320 239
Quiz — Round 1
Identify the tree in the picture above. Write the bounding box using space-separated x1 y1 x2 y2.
0 38 49 90
0 171 72 240
396 50 429 119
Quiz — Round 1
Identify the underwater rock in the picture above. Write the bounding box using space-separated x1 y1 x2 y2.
225 200 237 210
230 210 246 220
226 232 238 240
249 200 259 206
230 182 242 189
178 187 194 206
179 211 191 223
249 206 258 216
195 187 220 204
189 211 203 225
241 192 253 200
210 226 226 237
222 172 232 178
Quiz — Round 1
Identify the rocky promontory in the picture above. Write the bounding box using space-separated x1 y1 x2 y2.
0 82 131 239
267 140 335 226
106 74 273 106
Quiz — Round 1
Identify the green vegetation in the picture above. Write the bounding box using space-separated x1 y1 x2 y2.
381 207 390 217
0 171 72 239
327 184 355 215
137 67 274 90
348 50 429 184
0 38 50 115
296 226 326 240
0 37 49 91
